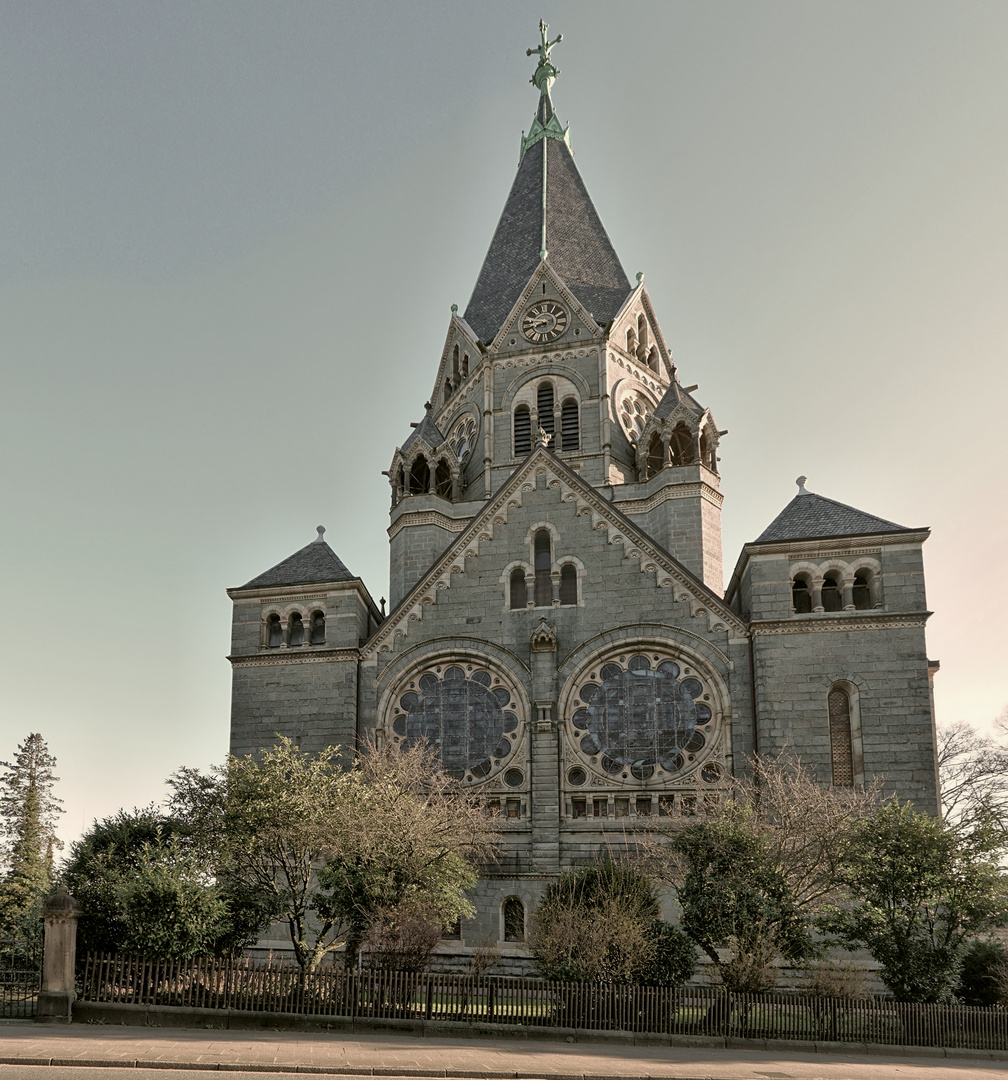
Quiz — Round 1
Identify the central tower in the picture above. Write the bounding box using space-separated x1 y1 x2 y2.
386 23 725 608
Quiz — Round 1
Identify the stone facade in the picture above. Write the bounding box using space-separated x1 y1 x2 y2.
227 42 940 969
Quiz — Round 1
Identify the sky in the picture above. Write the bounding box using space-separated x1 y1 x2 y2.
2 1 1007 852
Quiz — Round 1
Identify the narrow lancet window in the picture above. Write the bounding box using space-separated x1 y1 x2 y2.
821 574 842 612
309 611 326 645
288 612 304 647
509 568 528 610
266 614 282 648
559 564 577 605
534 529 552 607
503 896 525 942
792 577 812 614
828 687 854 786
853 572 872 610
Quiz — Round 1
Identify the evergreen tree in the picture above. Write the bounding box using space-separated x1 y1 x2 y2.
0 733 63 934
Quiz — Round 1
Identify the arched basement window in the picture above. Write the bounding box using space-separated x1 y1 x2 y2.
561 398 579 451
646 434 664 478
534 529 552 607
502 896 525 942
853 572 872 610
288 613 304 647
821 574 842 612
266 614 282 648
309 611 326 645
509 568 528 610
792 577 812 614
537 383 555 442
409 456 430 494
513 406 531 456
559 564 577 605
434 459 452 498
828 687 854 786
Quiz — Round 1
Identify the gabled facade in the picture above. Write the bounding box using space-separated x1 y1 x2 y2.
227 25 940 966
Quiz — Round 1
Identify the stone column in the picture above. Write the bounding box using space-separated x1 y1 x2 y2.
529 618 560 876
36 885 82 1023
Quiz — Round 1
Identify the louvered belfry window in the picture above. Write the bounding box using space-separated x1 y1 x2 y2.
537 383 555 441
828 688 854 786
513 406 531 456
561 399 579 451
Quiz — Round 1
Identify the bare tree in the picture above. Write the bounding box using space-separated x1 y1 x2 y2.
937 713 1008 838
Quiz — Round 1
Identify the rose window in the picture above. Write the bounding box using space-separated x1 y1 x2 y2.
447 415 478 462
616 389 654 443
388 664 523 782
567 651 718 782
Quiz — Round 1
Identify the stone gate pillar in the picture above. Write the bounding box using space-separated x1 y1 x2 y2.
36 885 82 1023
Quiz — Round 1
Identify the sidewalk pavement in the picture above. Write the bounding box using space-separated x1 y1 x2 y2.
1 1023 1007 1080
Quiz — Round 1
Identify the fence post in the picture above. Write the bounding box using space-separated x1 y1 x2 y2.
36 885 82 1023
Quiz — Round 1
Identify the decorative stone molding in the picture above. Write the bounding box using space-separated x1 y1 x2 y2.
228 649 359 667
530 618 557 653
750 612 931 636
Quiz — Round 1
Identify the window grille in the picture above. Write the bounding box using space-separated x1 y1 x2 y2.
828 688 854 786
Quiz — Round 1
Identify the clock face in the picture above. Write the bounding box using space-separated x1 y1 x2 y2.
521 300 569 343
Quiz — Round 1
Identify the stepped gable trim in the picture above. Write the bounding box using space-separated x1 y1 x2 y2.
489 259 604 354
363 446 745 659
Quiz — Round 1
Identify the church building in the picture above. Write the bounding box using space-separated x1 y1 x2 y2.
226 26 940 960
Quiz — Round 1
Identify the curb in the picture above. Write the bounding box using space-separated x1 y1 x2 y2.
0 1064 719 1079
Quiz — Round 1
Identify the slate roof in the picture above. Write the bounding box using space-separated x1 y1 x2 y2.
754 490 908 544
464 122 631 342
653 381 704 421
401 410 445 454
239 536 354 589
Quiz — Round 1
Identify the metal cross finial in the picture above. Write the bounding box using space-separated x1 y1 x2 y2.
527 19 562 95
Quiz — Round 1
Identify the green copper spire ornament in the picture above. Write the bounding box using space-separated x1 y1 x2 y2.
527 19 562 96
519 20 572 164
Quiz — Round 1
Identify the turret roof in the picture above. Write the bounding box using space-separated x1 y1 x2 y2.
653 380 705 420
238 529 354 589
401 409 445 454
463 63 630 342
754 482 908 544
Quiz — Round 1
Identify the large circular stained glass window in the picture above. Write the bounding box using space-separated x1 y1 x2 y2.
388 664 523 781
568 651 716 781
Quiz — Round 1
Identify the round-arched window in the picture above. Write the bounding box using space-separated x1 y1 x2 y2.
387 663 524 783
566 650 718 782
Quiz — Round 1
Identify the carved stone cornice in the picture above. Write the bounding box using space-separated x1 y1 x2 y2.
387 510 472 541
750 612 931 637
229 648 359 667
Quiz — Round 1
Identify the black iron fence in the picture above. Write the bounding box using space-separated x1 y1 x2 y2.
78 952 1008 1050
0 934 43 1019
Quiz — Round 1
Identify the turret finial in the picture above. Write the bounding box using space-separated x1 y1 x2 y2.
636 271 644 286
796 476 809 495
451 303 458 315
316 525 326 541
527 19 562 96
